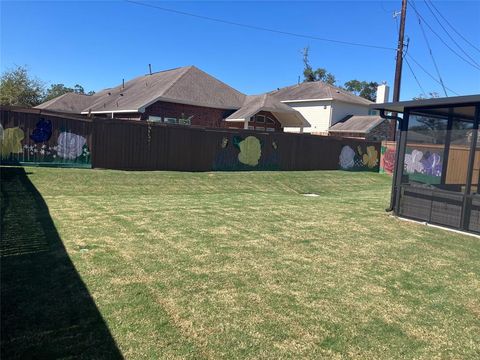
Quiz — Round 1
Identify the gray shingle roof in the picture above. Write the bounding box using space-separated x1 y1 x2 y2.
329 115 385 133
82 66 246 113
35 92 99 113
225 94 310 127
35 66 246 114
269 81 373 106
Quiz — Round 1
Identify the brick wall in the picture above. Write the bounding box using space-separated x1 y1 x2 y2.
367 120 392 141
142 100 235 128
111 101 283 132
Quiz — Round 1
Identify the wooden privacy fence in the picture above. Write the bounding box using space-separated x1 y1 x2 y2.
1 107 93 167
1 107 381 172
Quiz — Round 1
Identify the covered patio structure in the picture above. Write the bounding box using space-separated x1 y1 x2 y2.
372 95 480 234
224 94 310 132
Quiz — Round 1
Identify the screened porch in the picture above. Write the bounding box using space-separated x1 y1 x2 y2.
373 95 480 234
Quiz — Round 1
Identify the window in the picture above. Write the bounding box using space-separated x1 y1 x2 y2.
148 115 162 122
402 113 448 187
178 117 191 125
164 117 177 124
266 117 275 124
248 125 255 130
401 106 476 193
256 115 265 123
266 127 275 132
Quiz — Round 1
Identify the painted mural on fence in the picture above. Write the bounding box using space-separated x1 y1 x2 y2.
0 118 91 167
403 147 442 184
213 135 280 170
338 144 379 172
380 143 396 175
1 125 25 159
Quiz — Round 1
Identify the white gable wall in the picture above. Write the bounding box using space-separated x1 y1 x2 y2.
282 100 332 133
330 101 370 126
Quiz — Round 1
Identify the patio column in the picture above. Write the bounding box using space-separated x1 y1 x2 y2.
440 109 453 184
461 105 480 229
393 109 409 214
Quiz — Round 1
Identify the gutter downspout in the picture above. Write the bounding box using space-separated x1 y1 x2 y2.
379 109 403 212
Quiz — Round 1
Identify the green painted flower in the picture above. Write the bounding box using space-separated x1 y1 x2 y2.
238 136 261 166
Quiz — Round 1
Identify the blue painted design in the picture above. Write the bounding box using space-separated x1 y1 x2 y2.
30 118 52 143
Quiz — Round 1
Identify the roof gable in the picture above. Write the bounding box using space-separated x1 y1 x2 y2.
270 81 373 106
226 94 310 128
329 115 386 133
82 66 246 113
35 92 99 113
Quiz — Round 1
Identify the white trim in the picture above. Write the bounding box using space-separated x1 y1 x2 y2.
393 215 480 239
280 98 333 103
139 96 242 112
80 109 139 114
333 99 374 107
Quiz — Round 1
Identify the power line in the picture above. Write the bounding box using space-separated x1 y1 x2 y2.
423 0 480 68
408 0 480 71
426 0 480 54
411 1 448 96
405 53 460 95
403 41 428 96
125 0 396 51
404 56 427 96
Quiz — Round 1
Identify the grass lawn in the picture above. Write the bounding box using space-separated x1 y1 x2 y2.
1 166 479 359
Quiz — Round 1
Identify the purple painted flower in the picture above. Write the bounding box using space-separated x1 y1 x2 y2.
421 152 442 177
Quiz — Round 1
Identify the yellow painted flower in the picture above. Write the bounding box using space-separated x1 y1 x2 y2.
238 136 261 166
362 146 379 168
1 127 24 159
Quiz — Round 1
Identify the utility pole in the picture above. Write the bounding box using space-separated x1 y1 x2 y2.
391 0 408 140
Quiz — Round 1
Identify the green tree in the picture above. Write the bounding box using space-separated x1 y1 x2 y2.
412 92 440 100
43 83 95 102
0 65 45 107
302 47 336 85
343 80 378 102
43 84 74 102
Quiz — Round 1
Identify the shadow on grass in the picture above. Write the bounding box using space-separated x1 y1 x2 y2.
1 167 123 359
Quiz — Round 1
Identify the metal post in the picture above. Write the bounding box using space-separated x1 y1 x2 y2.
441 109 453 184
461 105 480 229
393 109 410 214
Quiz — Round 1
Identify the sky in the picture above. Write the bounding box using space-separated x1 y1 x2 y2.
1 0 479 101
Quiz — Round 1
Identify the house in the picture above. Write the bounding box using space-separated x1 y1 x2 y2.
372 94 480 235
35 66 309 132
269 82 391 137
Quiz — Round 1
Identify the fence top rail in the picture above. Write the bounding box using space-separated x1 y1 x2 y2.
95 118 381 143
